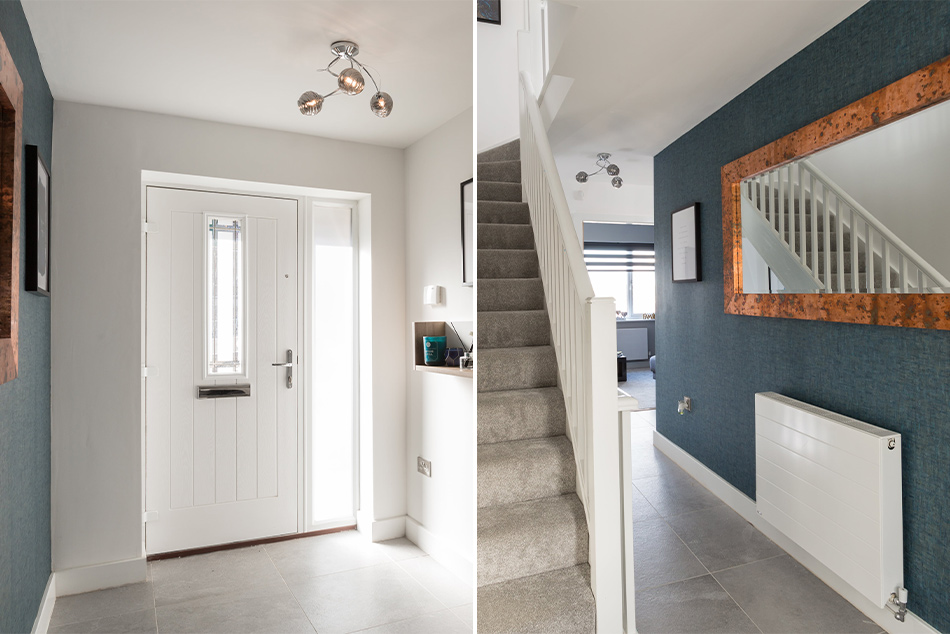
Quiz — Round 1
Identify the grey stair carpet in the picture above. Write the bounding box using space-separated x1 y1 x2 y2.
477 139 595 633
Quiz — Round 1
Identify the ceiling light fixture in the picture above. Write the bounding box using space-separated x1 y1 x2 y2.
576 153 623 188
297 40 393 118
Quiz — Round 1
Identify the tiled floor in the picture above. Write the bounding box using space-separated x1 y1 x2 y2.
628 409 885 634
48 532 472 634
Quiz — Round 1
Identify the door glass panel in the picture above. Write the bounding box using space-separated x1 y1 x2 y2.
311 206 356 524
206 216 245 377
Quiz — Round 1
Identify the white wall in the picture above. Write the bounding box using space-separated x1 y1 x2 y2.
477 0 526 152
404 108 474 581
50 102 407 574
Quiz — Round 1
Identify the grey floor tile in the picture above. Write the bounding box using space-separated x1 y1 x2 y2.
396 556 473 608
288 562 446 634
667 506 784 572
629 445 681 481
150 545 287 608
355 609 469 633
49 608 157 634
634 468 724 518
635 575 759 633
631 482 662 525
265 530 391 583
375 537 427 562
50 582 154 628
450 604 473 628
155 591 315 634
632 517 708 590
715 556 882 634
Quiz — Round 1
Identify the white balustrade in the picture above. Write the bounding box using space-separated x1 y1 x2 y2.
519 71 625 633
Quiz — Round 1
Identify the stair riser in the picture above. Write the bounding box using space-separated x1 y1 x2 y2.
478 201 531 225
478 311 550 349
478 181 522 202
478 250 540 279
478 279 546 312
477 437 576 508
478 347 557 392
478 224 534 250
477 495 589 586
478 161 521 183
477 388 566 444
478 140 520 164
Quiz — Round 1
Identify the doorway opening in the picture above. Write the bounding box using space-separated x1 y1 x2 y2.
583 221 656 410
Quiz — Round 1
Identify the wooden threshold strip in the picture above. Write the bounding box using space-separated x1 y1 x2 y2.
146 524 357 561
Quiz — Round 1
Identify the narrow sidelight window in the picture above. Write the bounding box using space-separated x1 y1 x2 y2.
206 216 245 377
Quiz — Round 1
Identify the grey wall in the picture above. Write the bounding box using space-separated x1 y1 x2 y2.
0 2 53 631
583 221 654 244
654 2 950 630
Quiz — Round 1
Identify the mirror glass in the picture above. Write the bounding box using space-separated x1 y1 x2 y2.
741 98 950 294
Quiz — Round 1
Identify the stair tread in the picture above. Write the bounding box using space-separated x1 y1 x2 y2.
478 140 520 163
477 564 594 634
478 278 545 312
477 494 589 587
477 346 557 393
478 387 566 444
478 435 576 508
478 310 550 349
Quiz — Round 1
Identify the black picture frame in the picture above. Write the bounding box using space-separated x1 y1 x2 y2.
477 0 501 25
671 203 701 283
25 145 50 296
461 178 474 286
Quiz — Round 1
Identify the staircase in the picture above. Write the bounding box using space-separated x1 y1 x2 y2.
476 139 596 633
743 161 948 293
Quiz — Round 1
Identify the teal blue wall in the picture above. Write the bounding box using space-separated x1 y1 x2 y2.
654 1 950 630
0 2 53 632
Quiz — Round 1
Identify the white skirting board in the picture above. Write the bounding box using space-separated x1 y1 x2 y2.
30 574 56 634
54 557 147 597
652 431 939 634
356 511 406 542
406 517 474 586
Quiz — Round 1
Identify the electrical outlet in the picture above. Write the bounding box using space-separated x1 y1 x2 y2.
417 457 432 478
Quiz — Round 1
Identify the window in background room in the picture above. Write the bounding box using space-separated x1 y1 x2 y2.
584 238 656 318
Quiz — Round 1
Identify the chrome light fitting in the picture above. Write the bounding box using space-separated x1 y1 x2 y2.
297 40 393 118
576 153 622 188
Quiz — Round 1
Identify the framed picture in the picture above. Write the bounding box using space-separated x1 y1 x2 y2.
477 0 501 25
671 203 701 282
25 145 50 296
461 178 473 286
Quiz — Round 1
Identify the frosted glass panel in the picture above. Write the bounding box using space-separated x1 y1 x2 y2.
207 216 244 376
311 206 356 524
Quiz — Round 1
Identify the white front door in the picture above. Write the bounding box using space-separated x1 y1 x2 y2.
145 186 298 554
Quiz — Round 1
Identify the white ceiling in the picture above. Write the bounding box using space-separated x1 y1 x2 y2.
22 0 473 149
547 0 867 186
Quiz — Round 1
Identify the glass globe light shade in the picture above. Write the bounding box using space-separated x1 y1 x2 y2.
370 91 394 118
611 176 623 188
606 163 620 176
576 171 589 183
298 91 324 116
338 68 365 95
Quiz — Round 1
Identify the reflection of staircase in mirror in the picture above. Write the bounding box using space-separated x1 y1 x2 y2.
741 160 950 293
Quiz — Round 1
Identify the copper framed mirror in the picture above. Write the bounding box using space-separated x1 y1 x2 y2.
722 54 950 330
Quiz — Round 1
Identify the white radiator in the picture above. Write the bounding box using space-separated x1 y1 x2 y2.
617 328 648 361
755 392 902 608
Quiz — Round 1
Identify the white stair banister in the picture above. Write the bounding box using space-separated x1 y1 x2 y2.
519 70 625 633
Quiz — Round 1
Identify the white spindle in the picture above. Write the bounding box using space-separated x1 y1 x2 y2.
850 207 858 293
867 227 875 293
810 168 818 275
802 176 810 267
837 202 845 293
900 254 908 293
883 241 891 292
780 166 788 252
823 193 832 291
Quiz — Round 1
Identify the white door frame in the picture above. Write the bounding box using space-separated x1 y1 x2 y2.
140 173 364 551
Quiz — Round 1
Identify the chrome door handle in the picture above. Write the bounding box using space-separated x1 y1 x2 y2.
272 349 293 388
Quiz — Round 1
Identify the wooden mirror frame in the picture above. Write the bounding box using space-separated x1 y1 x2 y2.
0 31 22 384
722 55 950 330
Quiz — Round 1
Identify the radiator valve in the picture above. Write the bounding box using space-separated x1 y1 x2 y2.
886 587 908 622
